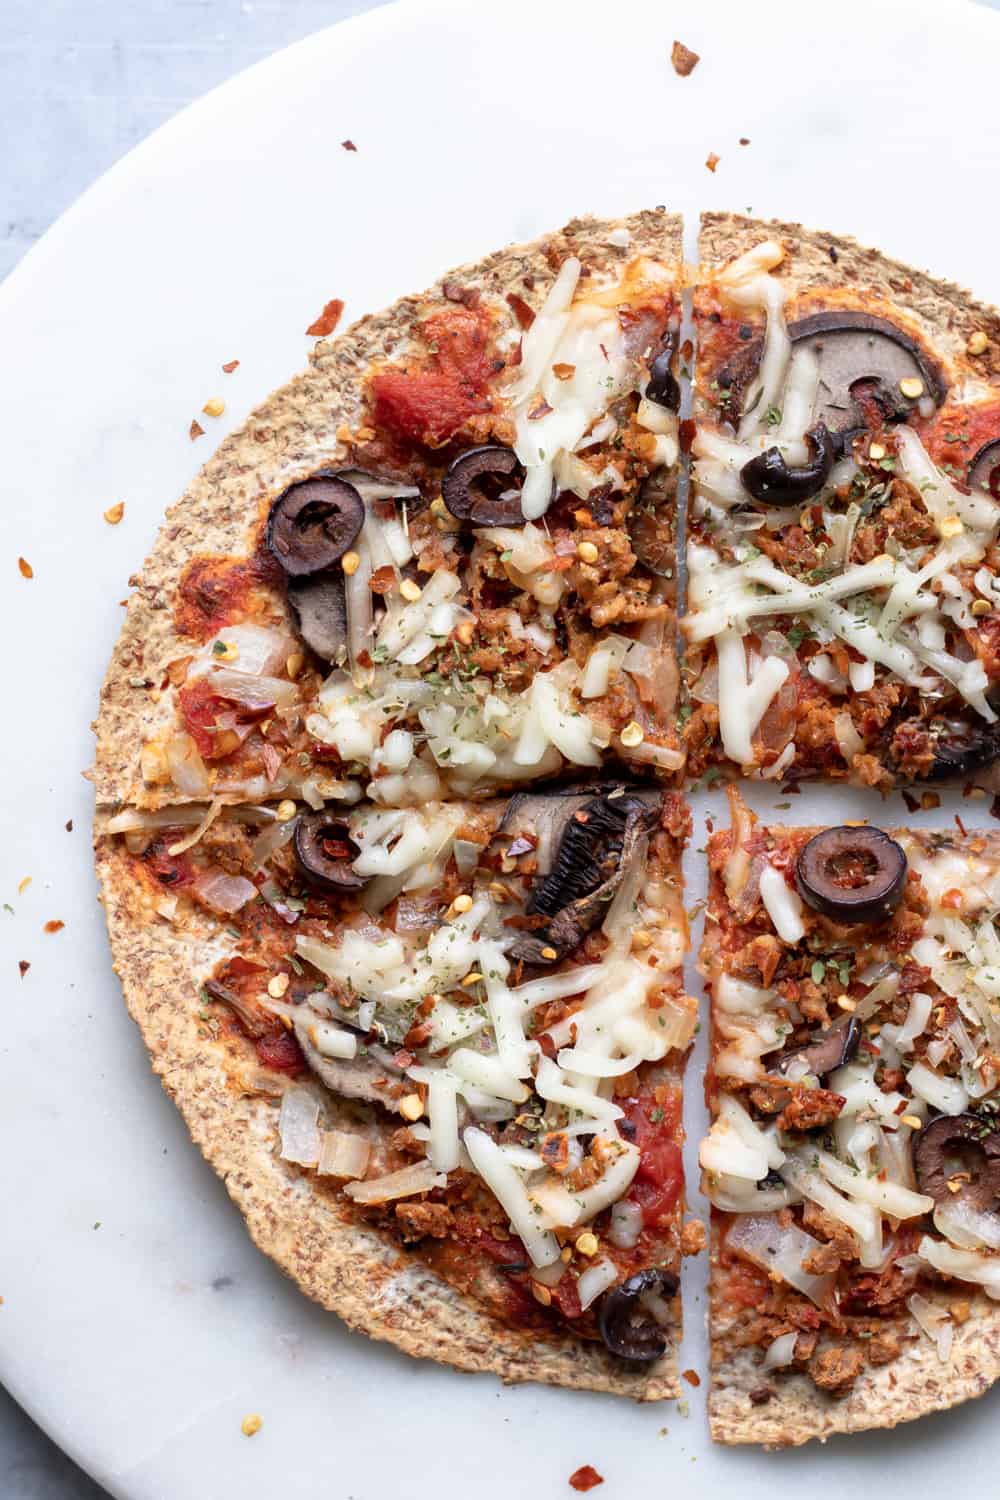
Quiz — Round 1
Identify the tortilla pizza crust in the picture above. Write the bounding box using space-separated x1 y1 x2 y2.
709 1233 1000 1448
91 209 684 811
94 827 681 1399
703 819 1000 1444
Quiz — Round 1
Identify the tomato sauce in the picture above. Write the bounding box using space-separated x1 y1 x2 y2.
621 1090 684 1228
174 545 282 642
369 304 499 447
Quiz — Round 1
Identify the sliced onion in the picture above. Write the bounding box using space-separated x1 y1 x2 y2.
192 624 295 680
278 1087 321 1166
934 1197 1000 1251
608 1199 643 1249
895 991 934 1054
906 1061 970 1115
908 1291 954 1361
250 817 297 870
191 868 259 914
918 1234 1000 1298
726 1213 835 1308
206 668 298 710
165 733 211 796
167 797 224 856
344 1161 446 1204
577 1257 619 1311
763 1330 799 1372
317 1129 371 1179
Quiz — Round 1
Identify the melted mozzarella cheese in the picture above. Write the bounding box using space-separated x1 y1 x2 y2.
759 863 805 943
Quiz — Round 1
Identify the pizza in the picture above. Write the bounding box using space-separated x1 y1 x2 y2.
701 790 1000 1444
684 214 1000 789
93 213 698 1401
93 206 1000 1434
92 211 685 814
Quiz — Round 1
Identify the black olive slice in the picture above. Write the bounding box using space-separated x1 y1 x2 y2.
646 330 680 412
717 310 945 431
293 811 366 892
739 422 838 505
442 445 525 526
794 826 907 925
598 1267 679 1362
968 438 1000 500
776 1015 860 1080
287 572 349 663
267 476 365 577
924 718 1000 781
628 469 675 577
912 1113 1000 1209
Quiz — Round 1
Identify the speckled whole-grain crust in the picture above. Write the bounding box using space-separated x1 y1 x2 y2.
709 1232 1000 1447
91 210 683 810
94 827 681 1398
698 210 1000 396
704 816 1000 1444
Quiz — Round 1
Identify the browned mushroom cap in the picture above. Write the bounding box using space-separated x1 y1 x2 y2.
287 572 348 663
598 1267 679 1362
507 788 660 964
795 826 907 925
913 1113 1000 1208
267 475 365 577
718 311 945 431
293 812 366 892
442 445 526 526
968 438 1000 499
776 1016 860 1080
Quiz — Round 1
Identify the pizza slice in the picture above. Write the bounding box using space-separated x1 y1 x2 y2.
93 212 685 814
683 213 1000 789
96 781 695 1396
700 789 1000 1444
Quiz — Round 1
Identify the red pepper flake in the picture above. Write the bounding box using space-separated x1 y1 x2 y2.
739 137 751 146
671 40 700 76
369 564 396 596
902 790 920 814
706 152 720 173
341 139 358 152
65 820 73 832
569 1466 604 1492
222 359 240 374
306 298 345 337
18 961 30 979
682 1368 701 1387
43 920 64 934
189 420 205 441
17 556 33 579
956 813 969 837
678 417 697 454
527 398 553 421
505 291 535 329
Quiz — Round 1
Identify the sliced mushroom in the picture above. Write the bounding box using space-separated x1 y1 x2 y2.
294 1018 405 1111
507 788 661 964
646 330 680 412
628 469 676 577
912 1113 1000 1209
795 826 907 925
775 1016 860 1080
740 423 838 505
598 1267 679 1362
718 311 945 432
968 439 1000 499
442 445 526 526
267 475 365 577
287 572 348 662
294 812 367 893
